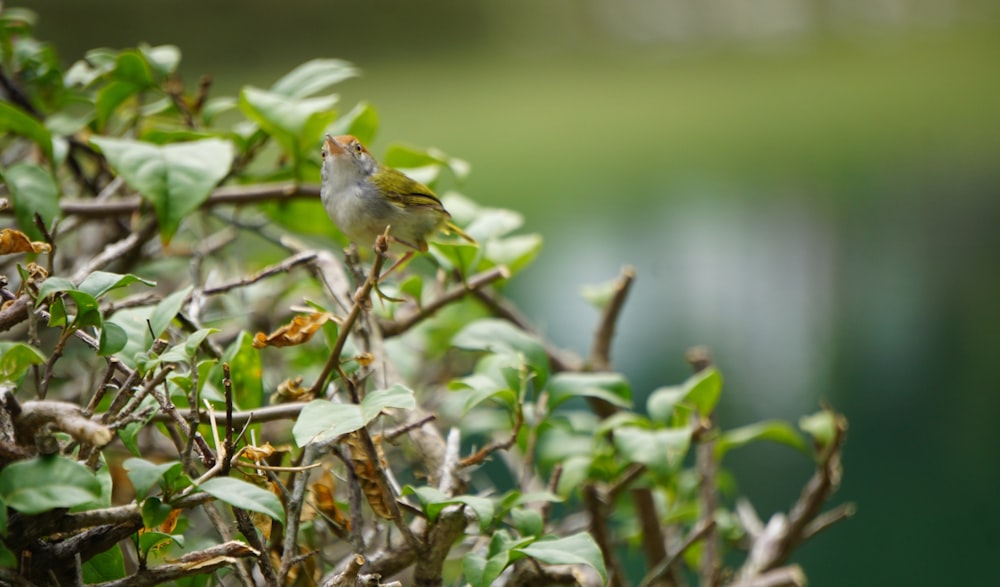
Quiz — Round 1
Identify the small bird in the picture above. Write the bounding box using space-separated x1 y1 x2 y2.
319 134 473 269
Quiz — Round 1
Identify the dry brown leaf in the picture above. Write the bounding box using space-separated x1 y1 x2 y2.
309 468 350 529
242 441 276 461
0 228 51 255
270 376 313 404
252 312 333 349
343 432 392 519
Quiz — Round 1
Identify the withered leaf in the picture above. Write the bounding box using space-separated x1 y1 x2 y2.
310 468 350 529
271 376 313 404
0 228 51 255
343 432 392 519
242 441 276 461
253 312 333 349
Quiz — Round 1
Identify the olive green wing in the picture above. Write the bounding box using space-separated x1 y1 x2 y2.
372 167 447 212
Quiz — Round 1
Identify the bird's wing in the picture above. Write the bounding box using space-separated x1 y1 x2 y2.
374 168 447 213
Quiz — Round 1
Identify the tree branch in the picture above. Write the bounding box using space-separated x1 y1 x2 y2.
92 541 260 587
587 266 635 371
0 182 322 219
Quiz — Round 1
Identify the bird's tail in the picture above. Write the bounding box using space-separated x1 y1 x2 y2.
445 221 477 245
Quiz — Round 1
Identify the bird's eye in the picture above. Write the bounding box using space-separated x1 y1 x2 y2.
353 143 363 154
320 149 326 159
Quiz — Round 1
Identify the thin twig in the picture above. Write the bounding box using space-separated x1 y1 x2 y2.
687 347 720 587
587 266 635 371
307 232 390 397
459 406 524 468
379 265 509 337
638 519 718 587
202 250 319 296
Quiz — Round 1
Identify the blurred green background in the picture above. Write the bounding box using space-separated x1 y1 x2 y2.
30 0 1000 584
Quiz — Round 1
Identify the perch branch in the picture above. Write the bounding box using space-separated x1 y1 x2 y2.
308 231 390 397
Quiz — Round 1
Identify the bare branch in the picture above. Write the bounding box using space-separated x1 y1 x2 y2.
587 266 635 371
638 519 717 587
202 250 318 296
0 182 322 219
15 400 113 447
729 565 806 587
583 483 628 587
92 541 260 587
459 407 523 468
379 265 509 337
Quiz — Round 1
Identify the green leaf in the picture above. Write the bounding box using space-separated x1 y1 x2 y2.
35 276 75 301
0 495 7 536
0 342 45 382
1 163 60 240
716 420 808 459
119 396 159 456
383 143 471 183
293 384 415 446
239 86 337 172
800 409 842 450
82 542 126 582
0 101 53 161
360 384 417 422
483 233 543 276
0 455 101 514
547 371 632 410
77 271 155 299
270 58 359 99
138 531 183 558
112 50 155 87
124 458 183 500
450 372 516 415
647 385 686 425
201 96 238 124
94 323 134 358
511 507 544 537
464 550 509 587
614 426 691 475
515 532 607 582
683 367 723 415
464 207 524 242
139 44 181 78
327 100 378 145
453 319 549 386
36 281 103 329
580 275 621 311
141 496 175 529
149 285 193 340
221 331 262 409
199 477 285 524
95 80 141 130
91 137 234 243
403 486 496 531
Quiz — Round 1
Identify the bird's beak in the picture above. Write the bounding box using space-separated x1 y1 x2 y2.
324 134 345 155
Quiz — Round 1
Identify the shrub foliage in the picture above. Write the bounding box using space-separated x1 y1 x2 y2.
0 8 850 587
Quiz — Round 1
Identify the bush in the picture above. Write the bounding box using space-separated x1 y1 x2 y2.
0 8 850 587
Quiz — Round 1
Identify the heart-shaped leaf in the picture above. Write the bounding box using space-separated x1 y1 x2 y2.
91 137 233 243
